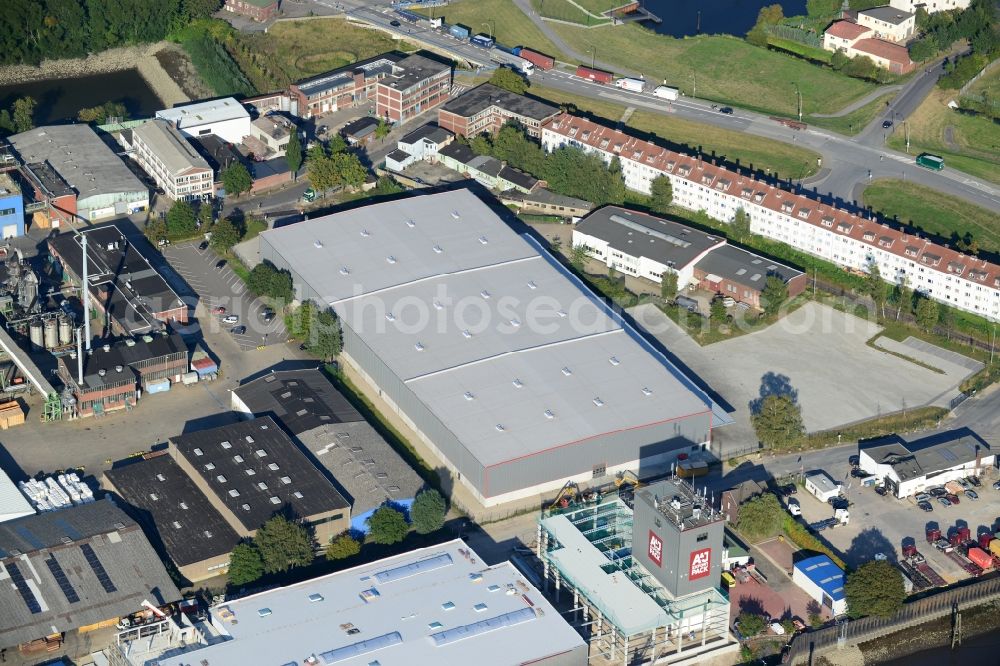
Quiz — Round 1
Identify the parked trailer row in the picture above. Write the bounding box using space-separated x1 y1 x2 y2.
517 47 555 70
576 65 614 84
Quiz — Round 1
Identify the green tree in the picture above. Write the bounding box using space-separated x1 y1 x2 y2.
844 55 878 80
77 101 128 124
331 151 368 189
183 0 223 20
367 505 409 545
370 176 404 196
735 492 783 539
327 133 348 155
915 295 939 330
845 560 906 618
247 261 293 301
761 275 789 316
895 274 912 320
0 110 13 135
956 232 978 255
228 542 263 586
253 515 314 574
144 215 168 244
730 208 751 242
375 118 391 142
285 129 303 175
710 297 727 322
866 261 887 318
737 612 768 637
285 300 317 341
165 200 198 237
751 394 804 449
311 308 343 360
222 162 253 197
12 96 36 133
570 243 589 271
488 66 529 94
660 271 679 301
411 488 446 534
210 216 241 251
325 532 362 561
649 175 673 214
830 49 851 71
198 201 214 229
469 133 493 156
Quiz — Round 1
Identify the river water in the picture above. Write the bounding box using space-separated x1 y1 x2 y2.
0 69 162 125
640 0 808 38
883 629 1000 666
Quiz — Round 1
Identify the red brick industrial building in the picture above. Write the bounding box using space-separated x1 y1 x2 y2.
375 54 452 124
224 0 279 22
437 83 560 138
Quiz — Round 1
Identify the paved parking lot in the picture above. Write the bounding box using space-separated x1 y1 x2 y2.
161 242 288 350
629 302 975 440
788 471 1000 581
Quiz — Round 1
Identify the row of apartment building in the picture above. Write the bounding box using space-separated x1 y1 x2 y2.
540 113 1000 318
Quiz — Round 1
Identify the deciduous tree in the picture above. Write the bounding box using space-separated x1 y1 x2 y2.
411 489 446 534
751 394 804 449
222 162 252 197
367 505 409 545
915 295 939 330
660 271 679 301
375 118 391 142
285 129 303 175
735 492 784 539
210 216 240 251
649 175 673 213
12 96 36 133
845 560 905 618
866 261 887 318
325 533 361 561
730 208 751 242
165 200 197 237
488 66 529 95
311 308 342 360
227 542 263 586
761 275 789 316
737 612 768 637
253 515 314 574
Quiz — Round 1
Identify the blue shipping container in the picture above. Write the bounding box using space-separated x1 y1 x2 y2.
470 34 495 48
449 24 470 39
146 378 171 394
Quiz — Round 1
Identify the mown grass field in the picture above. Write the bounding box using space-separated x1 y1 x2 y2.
862 179 1000 253
549 22 875 117
766 36 832 64
420 0 566 54
236 19 417 89
965 62 1000 98
529 84 822 177
531 0 609 25
886 89 1000 185
807 92 897 135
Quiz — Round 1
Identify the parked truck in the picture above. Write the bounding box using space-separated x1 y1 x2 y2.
470 33 495 49
967 547 993 571
653 85 679 101
516 47 555 70
615 77 645 92
576 65 614 84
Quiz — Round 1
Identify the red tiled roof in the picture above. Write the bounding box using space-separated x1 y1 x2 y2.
825 20 871 40
853 38 912 65
543 113 999 289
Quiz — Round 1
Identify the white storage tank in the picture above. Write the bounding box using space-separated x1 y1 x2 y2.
29 320 43 350
43 318 58 350
58 315 73 346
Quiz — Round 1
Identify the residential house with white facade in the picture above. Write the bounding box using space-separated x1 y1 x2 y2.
156 98 251 145
541 113 1000 318
888 0 969 14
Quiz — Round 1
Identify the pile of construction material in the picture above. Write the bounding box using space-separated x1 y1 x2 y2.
19 472 94 512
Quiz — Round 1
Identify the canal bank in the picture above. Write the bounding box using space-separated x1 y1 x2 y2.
0 42 196 114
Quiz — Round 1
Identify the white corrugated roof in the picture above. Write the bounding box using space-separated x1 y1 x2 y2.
0 470 34 524
156 97 250 128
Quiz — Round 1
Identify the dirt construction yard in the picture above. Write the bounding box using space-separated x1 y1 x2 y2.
629 301 978 439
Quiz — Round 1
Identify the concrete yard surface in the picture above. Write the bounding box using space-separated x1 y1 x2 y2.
628 302 974 445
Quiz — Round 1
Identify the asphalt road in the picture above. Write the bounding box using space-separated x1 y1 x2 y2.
324 0 1000 215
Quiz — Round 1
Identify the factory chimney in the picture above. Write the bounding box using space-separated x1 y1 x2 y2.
81 234 91 350
75 327 83 386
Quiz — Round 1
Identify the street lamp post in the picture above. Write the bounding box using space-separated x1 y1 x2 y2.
691 71 697 98
588 46 597 69
482 20 494 39
792 82 802 122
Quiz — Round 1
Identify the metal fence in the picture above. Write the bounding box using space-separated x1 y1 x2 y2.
766 24 822 48
784 575 1000 664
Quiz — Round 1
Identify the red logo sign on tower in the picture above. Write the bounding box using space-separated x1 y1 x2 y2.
648 530 663 567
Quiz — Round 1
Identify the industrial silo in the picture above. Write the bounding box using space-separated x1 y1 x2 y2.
58 315 72 346
29 320 43 350
43 318 58 350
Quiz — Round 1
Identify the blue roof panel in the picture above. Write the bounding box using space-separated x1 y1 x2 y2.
795 555 845 601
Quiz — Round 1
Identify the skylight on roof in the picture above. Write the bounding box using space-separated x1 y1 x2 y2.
512 378 523 389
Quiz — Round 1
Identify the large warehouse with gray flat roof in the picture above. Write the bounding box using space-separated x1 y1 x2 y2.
259 188 726 506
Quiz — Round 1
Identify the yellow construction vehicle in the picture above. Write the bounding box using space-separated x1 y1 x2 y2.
615 470 641 489
551 480 580 511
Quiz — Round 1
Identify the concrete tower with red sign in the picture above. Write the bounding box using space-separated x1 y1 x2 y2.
632 477 725 599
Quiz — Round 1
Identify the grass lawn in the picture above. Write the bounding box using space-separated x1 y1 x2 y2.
549 23 875 117
237 19 417 89
807 91 897 135
529 84 822 177
419 0 566 55
766 36 832 64
531 0 609 25
862 179 1000 253
886 89 1000 185
965 62 1000 98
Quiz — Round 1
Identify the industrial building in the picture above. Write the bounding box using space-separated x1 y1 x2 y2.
0 467 33 523
56 332 188 417
792 555 847 616
537 477 732 665
0 171 25 238
231 368 424 530
9 125 148 221
289 54 402 119
155 97 252 145
18 158 78 228
375 54 452 124
438 83 560 138
500 188 594 219
126 119 214 202
103 452 242 583
48 223 188 335
804 471 842 503
385 122 454 171
258 188 725 508
437 143 540 193
0 498 180 651
223 0 279 21
859 429 994 498
169 417 352 544
145 539 586 666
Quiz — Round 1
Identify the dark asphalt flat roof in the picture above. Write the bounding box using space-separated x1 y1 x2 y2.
171 416 349 531
105 454 241 567
233 369 363 436
441 83 559 121
694 244 803 288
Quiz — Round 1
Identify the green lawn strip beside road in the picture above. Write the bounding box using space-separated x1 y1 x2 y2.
885 90 1000 186
766 36 832 64
548 23 875 117
804 406 948 449
862 179 1000 254
416 0 566 56
531 0 608 25
806 92 897 135
529 84 822 178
